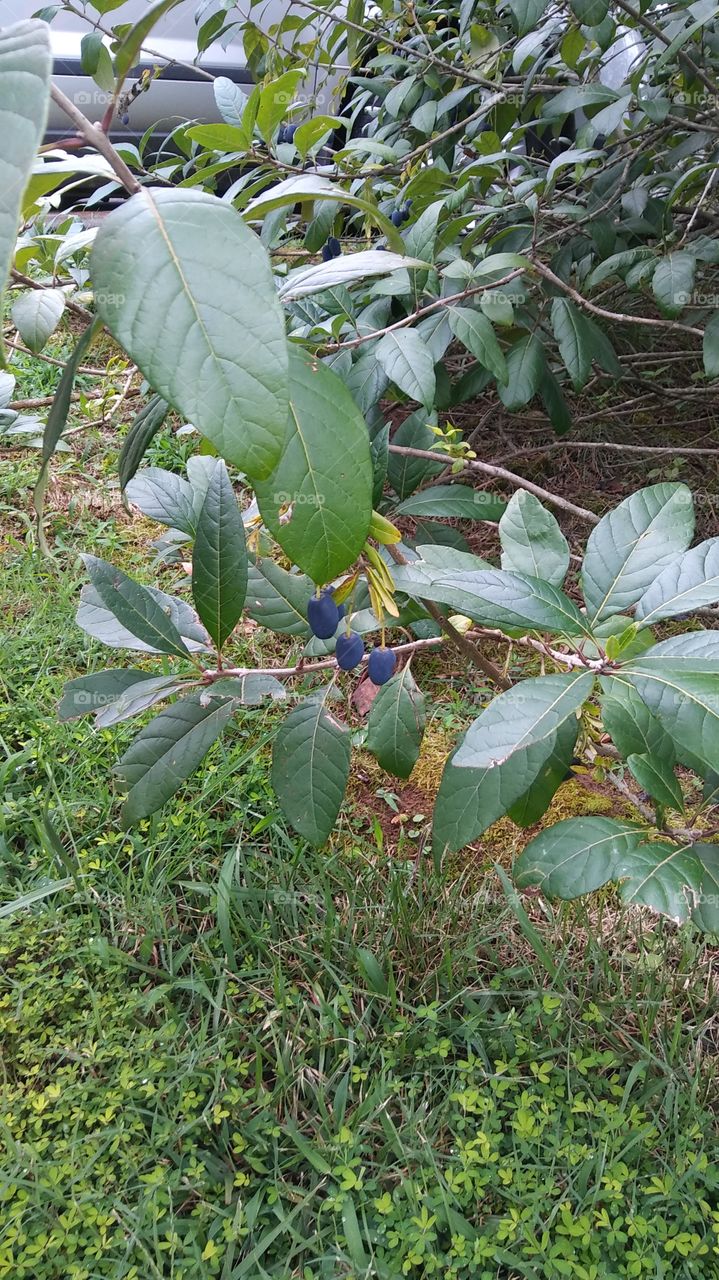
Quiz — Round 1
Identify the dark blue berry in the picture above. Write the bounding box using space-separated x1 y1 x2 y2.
121 112 130 126
307 593 340 639
336 631 364 671
277 123 297 144
391 209 404 227
327 235 341 258
368 647 396 685
321 243 333 262
375 244 388 251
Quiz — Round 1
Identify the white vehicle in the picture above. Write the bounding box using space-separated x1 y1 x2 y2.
0 0 344 140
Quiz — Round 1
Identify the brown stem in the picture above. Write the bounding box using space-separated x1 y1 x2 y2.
386 544 511 690
49 84 141 195
388 444 600 525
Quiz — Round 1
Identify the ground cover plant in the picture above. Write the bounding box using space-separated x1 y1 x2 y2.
2 0 719 1274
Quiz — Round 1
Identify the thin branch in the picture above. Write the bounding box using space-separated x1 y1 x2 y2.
49 84 142 195
201 632 448 681
388 444 600 525
532 261 704 339
5 338 109 378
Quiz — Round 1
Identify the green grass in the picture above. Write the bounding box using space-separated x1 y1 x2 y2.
1 408 719 1278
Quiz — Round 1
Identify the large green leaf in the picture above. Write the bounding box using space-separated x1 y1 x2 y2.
508 0 549 35
550 297 593 391
90 187 289 479
497 334 545 410
366 666 425 779
499 490 570 587
113 0 182 80
116 693 234 825
375 329 436 409
617 664 719 770
508 718 578 827
254 348 373 583
245 558 312 636
0 20 51 364
703 310 719 378
652 251 696 317
515 816 644 897
244 175 406 253
271 688 350 844
580 484 694 623
81 555 191 659
433 733 561 856
635 537 719 623
453 673 593 769
628 630 719 672
192 460 247 650
600 680 675 760
390 564 589 637
118 395 170 491
125 467 197 535
396 484 506 521
447 307 507 385
279 251 425 300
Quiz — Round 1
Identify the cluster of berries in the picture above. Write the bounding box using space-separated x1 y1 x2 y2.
307 590 397 685
276 123 297 145
390 201 412 226
321 236 342 262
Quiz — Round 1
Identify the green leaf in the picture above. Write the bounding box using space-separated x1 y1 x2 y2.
366 667 425 779
499 490 569 587
125 467 196 535
391 564 589 637
294 115 342 157
570 0 608 22
271 688 350 844
116 693 234 825
600 681 675 760
688 845 719 932
255 69 304 142
118 395 169 490
453 673 593 770
244 175 406 253
213 75 249 128
544 85 620 120
550 297 593 391
396 484 506 521
375 329 436 408
433 733 562 856
508 0 549 35
652 251 696 316
34 317 102 548
192 461 247 650
11 288 64 353
402 199 444 260
254 348 373 584
58 669 163 721
626 752 684 812
629 630 719 672
447 307 507 384
580 483 694 623
113 0 182 82
385 409 442 499
187 122 252 153
508 719 578 827
76 583 208 653
81 555 191 659
703 311 719 378
0 20 51 365
245 557 312 636
615 841 703 923
497 334 545 410
279 250 425 300
91 188 289 480
618 664 719 771
635 537 719 623
370 423 389 507
515 816 644 897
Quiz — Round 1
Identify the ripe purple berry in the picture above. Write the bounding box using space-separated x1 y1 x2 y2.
368 647 396 685
307 592 340 639
335 631 364 670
